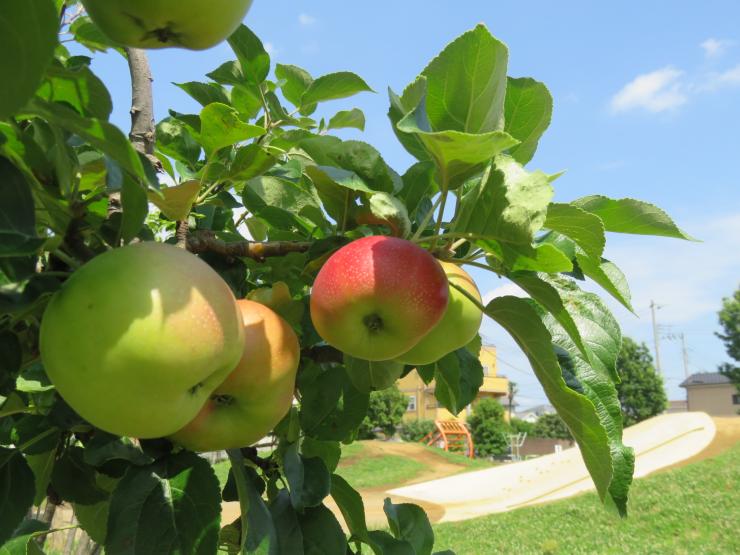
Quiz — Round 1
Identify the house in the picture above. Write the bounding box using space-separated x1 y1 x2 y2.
679 372 739 416
515 404 556 423
398 345 509 422
665 400 688 413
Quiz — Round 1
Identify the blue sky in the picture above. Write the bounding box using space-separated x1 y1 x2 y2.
85 1 740 408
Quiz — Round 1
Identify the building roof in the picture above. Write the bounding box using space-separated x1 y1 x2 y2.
679 372 732 388
516 404 555 416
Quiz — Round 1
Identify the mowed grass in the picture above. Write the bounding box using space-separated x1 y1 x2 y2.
337 442 427 489
432 443 740 554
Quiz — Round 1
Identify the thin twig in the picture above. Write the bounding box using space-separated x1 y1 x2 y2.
410 194 444 242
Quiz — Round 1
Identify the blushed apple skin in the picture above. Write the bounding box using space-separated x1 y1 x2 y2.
170 300 300 452
39 242 244 438
310 236 449 361
81 0 253 50
395 262 483 365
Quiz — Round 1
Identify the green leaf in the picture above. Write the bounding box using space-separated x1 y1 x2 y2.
37 63 113 120
0 0 57 119
245 176 326 230
301 72 373 106
418 349 484 415
329 474 371 543
25 447 57 506
82 433 154 467
303 166 366 230
206 60 245 86
51 446 107 505
358 192 412 238
575 252 633 312
344 356 404 392
106 452 222 555
323 140 395 193
421 24 508 134
284 443 331 511
70 17 122 53
120 176 148 243
276 64 314 108
228 144 277 181
0 519 49 555
0 158 44 257
504 77 553 165
299 364 369 441
397 101 518 189
0 449 35 545
26 98 148 183
301 439 341 473
399 161 436 216
232 84 264 120
298 504 347 555
388 80 431 162
227 25 270 85
486 296 631 515
175 81 230 107
383 498 435 555
572 195 694 240
496 242 573 273
268 490 304 555
156 117 201 167
228 456 277 554
148 181 201 221
544 203 605 259
199 103 265 156
367 531 416 555
507 272 590 362
455 155 553 243
327 108 366 131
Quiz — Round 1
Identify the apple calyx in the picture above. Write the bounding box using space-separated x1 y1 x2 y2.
212 394 236 407
363 313 385 333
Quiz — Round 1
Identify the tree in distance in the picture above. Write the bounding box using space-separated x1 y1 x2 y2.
310 236 449 361
170 299 300 451
39 242 245 438
81 0 254 50
396 261 482 365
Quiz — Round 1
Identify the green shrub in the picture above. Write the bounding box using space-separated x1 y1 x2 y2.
532 413 573 439
358 385 408 439
467 398 510 457
400 419 436 442
510 417 535 436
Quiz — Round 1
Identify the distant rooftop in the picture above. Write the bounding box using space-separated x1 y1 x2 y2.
679 372 732 388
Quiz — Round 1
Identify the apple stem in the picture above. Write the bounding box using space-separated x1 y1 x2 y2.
449 280 489 316
410 194 444 242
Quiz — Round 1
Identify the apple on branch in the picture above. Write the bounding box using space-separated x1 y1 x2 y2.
39 242 245 438
309 236 449 361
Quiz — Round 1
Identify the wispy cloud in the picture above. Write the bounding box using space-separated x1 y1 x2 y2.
610 67 687 113
700 63 740 91
700 38 733 58
298 13 316 26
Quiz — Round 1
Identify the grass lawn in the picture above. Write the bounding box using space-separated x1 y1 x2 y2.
421 444 494 470
336 449 427 489
432 443 740 554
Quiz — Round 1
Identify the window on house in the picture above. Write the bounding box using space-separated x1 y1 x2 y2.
733 394 740 405
482 365 490 377
407 395 417 412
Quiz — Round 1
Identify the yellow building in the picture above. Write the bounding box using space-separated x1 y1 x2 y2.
398 345 509 422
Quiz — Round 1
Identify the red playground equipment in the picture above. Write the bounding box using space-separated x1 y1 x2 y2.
421 420 474 458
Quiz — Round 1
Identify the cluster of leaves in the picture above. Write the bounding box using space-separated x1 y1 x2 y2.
0 0 694 553
399 419 437 443
532 413 573 441
717 285 740 390
466 398 510 457
358 386 409 439
615 337 667 426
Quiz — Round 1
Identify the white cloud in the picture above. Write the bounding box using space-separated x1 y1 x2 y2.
298 13 316 25
482 283 528 305
610 67 688 113
700 38 733 58
706 64 740 89
263 42 277 55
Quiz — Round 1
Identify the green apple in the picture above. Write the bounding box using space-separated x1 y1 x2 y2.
81 0 254 50
170 299 300 451
39 242 244 438
310 236 449 361
395 261 482 365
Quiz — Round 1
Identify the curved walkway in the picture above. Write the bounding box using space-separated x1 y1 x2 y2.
388 412 721 522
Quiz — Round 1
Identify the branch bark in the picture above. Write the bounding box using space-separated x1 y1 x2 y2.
110 47 158 216
186 230 311 260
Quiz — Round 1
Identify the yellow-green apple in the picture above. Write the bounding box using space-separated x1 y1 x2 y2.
310 236 449 361
395 262 482 365
170 300 299 451
39 242 244 438
80 0 253 50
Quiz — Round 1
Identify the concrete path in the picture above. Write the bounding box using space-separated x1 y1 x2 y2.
388 411 718 522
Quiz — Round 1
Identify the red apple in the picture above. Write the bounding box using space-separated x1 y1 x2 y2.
310 236 449 361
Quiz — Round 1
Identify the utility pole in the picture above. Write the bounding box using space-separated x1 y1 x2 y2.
650 300 662 375
679 332 690 379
